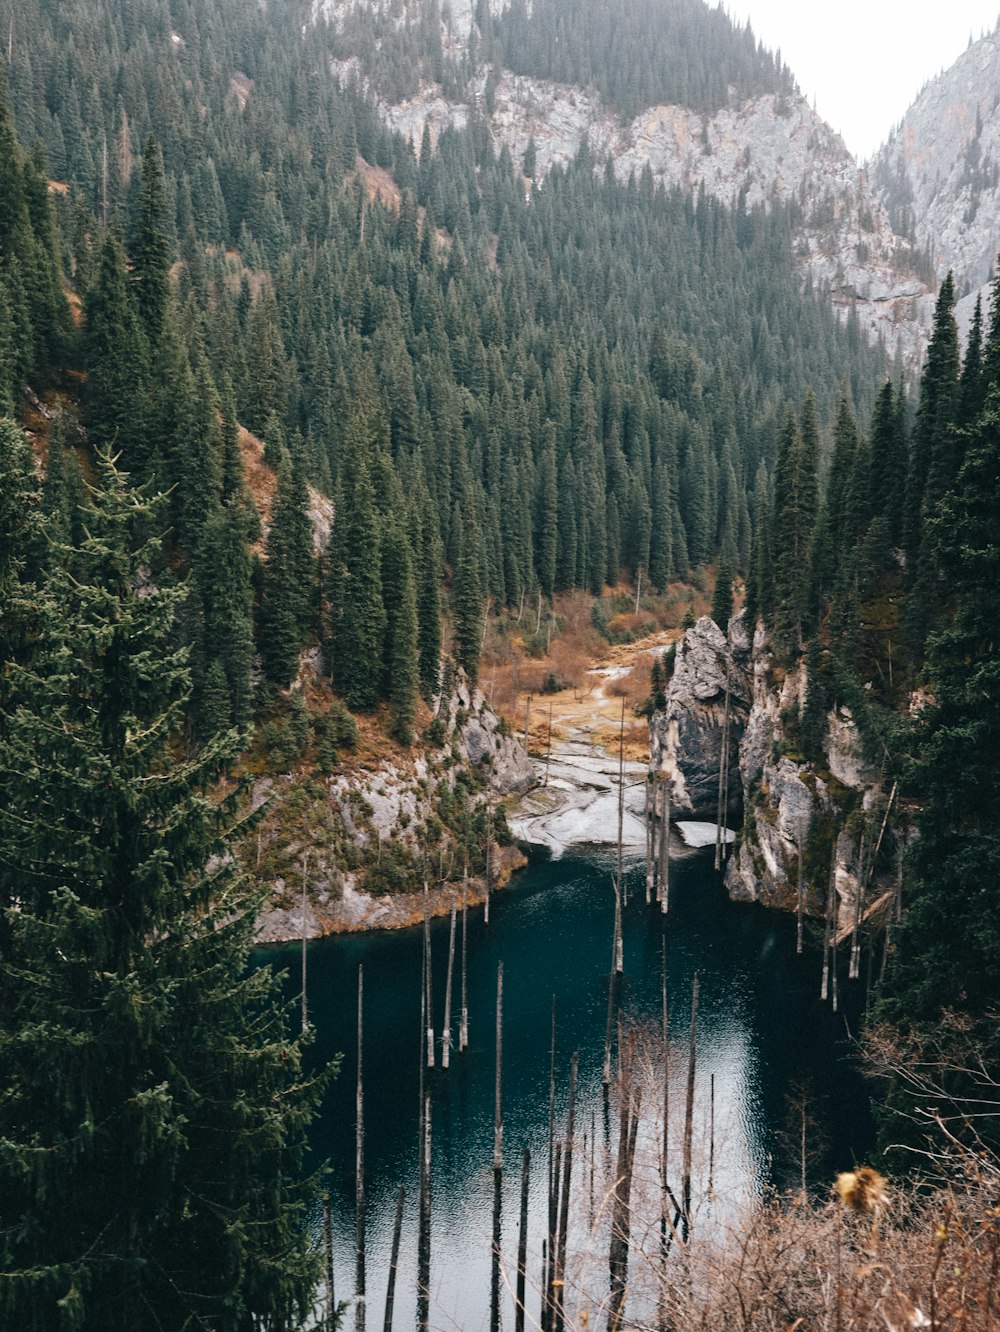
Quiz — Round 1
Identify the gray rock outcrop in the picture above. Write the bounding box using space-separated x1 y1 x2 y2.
650 615 751 821
723 625 895 928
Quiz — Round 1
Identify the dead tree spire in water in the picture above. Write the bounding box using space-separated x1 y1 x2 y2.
423 880 434 1069
681 972 699 1242
515 1147 530 1332
300 851 310 1033
485 798 493 926
616 696 626 907
442 903 456 1068
355 965 365 1332
382 1185 404 1332
460 860 469 1052
608 1038 641 1332
714 657 731 871
490 962 504 1332
553 1052 579 1332
659 773 670 916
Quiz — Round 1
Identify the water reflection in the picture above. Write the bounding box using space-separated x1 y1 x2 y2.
260 846 872 1330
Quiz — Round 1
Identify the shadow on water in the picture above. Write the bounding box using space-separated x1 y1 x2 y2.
257 844 874 1331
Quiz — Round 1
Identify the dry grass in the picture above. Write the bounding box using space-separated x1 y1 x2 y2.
534 1023 1000 1332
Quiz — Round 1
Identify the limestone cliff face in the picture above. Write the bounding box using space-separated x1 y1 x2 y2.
649 615 751 821
872 28 1000 296
254 672 534 941
314 0 935 364
723 624 891 931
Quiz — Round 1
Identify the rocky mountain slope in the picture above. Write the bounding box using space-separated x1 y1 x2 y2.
872 24 1000 300
652 615 899 936
314 0 936 364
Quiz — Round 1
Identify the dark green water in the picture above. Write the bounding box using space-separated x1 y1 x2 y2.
261 846 873 1331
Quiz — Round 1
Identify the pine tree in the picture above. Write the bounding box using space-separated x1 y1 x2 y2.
877 381 1000 1158
382 517 420 743
868 379 907 548
84 233 148 469
413 486 443 700
258 444 314 688
903 273 960 558
452 508 484 684
0 453 327 1330
130 135 172 346
330 456 386 711
711 550 734 630
198 500 255 726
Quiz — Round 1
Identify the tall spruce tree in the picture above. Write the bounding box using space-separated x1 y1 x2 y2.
0 454 327 1330
330 455 386 711
84 232 149 470
452 507 484 684
258 441 314 688
877 364 1000 1158
130 135 171 347
711 550 734 630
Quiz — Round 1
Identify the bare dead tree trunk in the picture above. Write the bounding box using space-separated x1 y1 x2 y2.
681 973 699 1242
490 963 504 1332
616 697 626 906
608 1045 641 1332
797 820 805 956
485 799 493 927
821 840 836 1002
545 700 553 787
301 851 310 1034
659 776 670 916
515 1148 530 1332
442 904 456 1069
554 1052 579 1332
708 1071 715 1195
423 883 435 1068
850 829 868 980
658 936 672 1332
715 664 731 871
543 998 557 1332
645 773 655 906
603 942 618 1088
382 1185 405 1332
460 864 469 1052
324 1193 335 1331
721 668 733 864
355 965 366 1332
417 1091 432 1332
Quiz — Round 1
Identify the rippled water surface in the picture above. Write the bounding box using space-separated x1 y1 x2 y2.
261 847 873 1331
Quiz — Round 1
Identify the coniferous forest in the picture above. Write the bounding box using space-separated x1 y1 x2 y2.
1 0 999 1326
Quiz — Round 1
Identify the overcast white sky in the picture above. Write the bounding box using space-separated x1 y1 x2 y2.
724 1 1000 160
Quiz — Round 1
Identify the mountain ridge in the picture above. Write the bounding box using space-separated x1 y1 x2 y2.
316 0 938 364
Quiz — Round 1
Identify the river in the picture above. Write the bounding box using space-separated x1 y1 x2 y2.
261 842 873 1331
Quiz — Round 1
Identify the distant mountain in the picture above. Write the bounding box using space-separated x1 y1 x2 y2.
316 0 936 363
872 24 1000 298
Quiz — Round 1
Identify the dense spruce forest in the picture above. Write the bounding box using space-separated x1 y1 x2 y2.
1 0 999 1324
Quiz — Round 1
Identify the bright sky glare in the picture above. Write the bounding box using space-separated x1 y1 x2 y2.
724 1 1000 161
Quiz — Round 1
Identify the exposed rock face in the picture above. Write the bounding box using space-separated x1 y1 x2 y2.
650 615 751 821
872 29 1000 295
253 671 534 940
316 0 935 365
723 625 894 929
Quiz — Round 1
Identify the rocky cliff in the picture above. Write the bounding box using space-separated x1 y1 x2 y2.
649 614 751 822
253 668 535 940
730 631 901 938
872 26 1000 298
653 613 899 933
